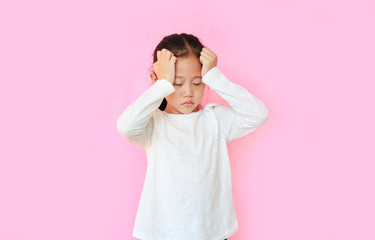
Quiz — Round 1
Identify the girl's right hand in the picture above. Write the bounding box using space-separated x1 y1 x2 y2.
153 48 177 85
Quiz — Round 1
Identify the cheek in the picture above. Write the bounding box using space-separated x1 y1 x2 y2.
196 86 205 98
165 92 177 103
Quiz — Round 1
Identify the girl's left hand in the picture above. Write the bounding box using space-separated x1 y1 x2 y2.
199 47 218 77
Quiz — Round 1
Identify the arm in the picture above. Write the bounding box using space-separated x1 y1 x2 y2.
202 67 269 143
116 79 176 149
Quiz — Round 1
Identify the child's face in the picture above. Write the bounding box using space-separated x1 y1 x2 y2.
164 54 206 114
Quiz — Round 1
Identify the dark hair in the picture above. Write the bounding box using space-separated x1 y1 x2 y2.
150 33 205 111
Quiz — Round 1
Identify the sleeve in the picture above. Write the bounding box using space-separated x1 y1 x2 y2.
116 79 176 149
202 67 269 143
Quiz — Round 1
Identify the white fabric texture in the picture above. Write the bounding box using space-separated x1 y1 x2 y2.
117 66 269 240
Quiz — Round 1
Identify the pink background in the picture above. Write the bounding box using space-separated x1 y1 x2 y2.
1 0 374 239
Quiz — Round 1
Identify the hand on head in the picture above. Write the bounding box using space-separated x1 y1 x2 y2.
199 47 218 78
153 49 178 85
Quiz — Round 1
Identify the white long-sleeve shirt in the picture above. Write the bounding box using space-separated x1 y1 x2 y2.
117 66 269 240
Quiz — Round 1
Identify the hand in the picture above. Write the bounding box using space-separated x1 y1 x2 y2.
153 48 178 85
199 47 218 77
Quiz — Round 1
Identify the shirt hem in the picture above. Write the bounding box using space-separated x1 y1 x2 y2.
132 225 239 240
220 225 239 239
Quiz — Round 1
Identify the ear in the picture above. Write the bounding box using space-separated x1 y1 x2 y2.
150 72 158 84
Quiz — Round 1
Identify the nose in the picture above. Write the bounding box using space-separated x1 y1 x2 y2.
184 84 193 97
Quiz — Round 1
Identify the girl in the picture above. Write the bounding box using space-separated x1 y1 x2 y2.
117 33 269 240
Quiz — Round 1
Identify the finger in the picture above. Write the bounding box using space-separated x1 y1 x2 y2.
200 51 211 59
167 50 174 60
200 50 209 56
159 49 168 61
201 48 210 55
202 48 215 57
171 55 177 63
157 50 161 61
199 56 204 64
203 47 213 53
160 49 166 59
162 48 173 60
200 55 208 64
203 47 216 58
162 48 171 55
160 49 166 60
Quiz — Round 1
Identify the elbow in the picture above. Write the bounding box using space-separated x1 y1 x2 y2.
249 98 270 126
117 115 147 139
260 105 269 124
117 116 131 137
241 109 269 129
246 104 269 127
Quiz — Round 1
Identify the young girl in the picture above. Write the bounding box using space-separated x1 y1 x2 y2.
117 33 269 240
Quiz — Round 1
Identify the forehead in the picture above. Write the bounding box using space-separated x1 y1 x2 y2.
175 55 201 79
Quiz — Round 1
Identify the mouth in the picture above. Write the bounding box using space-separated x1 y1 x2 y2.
182 101 194 107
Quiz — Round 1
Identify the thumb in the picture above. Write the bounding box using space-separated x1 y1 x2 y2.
199 56 204 64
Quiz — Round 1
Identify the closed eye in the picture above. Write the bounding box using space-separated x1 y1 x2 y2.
174 83 202 86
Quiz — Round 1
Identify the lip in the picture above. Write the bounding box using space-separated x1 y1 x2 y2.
182 101 194 106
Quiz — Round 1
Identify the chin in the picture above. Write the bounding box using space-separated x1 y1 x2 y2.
181 109 192 114
178 108 191 114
